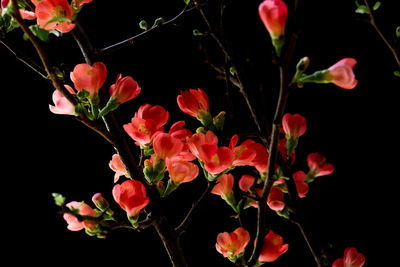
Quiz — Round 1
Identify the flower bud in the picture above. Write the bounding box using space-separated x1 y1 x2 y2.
92 193 109 211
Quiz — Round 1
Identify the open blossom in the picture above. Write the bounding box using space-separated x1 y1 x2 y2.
168 121 192 141
70 62 107 95
332 247 365 267
292 171 309 198
109 154 128 183
327 58 358 90
63 201 96 231
153 133 185 160
258 0 288 39
307 152 334 178
247 142 269 173
36 0 76 33
109 74 141 104
258 230 289 262
186 131 218 159
282 113 307 138
166 158 199 184
199 144 234 174
49 86 75 115
239 175 256 192
123 104 169 146
216 227 250 258
112 180 150 218
229 135 257 166
177 88 209 118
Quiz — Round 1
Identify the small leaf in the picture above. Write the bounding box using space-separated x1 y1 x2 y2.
139 20 148 30
373 1 381 10
44 16 71 27
396 26 400 38
355 5 369 14
151 17 164 29
192 29 203 36
52 193 66 207
183 0 191 5
394 71 400 77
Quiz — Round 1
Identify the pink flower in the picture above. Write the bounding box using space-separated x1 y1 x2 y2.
216 227 250 258
239 174 256 192
49 86 75 115
258 230 289 262
70 62 107 96
327 58 358 90
292 171 309 198
267 187 285 211
332 247 365 267
112 180 150 218
109 154 128 183
153 133 185 160
211 173 234 198
63 201 96 231
199 144 234 175
168 121 192 141
177 88 209 118
259 0 288 39
307 152 334 178
166 158 199 184
20 9 37 20
187 131 218 159
36 0 76 33
123 104 169 146
109 74 141 104
282 113 307 138
229 135 257 167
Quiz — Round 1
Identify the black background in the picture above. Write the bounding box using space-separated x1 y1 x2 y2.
1 0 399 266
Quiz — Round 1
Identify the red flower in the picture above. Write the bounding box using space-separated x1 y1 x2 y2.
123 104 169 146
109 74 141 104
258 0 288 39
177 88 209 118
332 247 365 267
36 0 75 33
112 180 150 218
229 135 257 166
292 171 309 198
168 121 192 141
199 143 234 175
70 62 107 95
327 58 358 90
258 230 289 262
307 152 334 178
153 133 185 160
166 158 199 184
211 173 234 198
186 131 218 159
282 113 307 138
238 174 256 192
267 187 285 211
216 227 250 258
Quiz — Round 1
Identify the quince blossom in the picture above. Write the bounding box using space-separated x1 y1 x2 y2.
332 247 365 267
216 227 250 259
36 0 76 33
258 230 289 263
112 180 150 218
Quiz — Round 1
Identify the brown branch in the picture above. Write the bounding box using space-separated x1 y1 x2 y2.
363 0 400 69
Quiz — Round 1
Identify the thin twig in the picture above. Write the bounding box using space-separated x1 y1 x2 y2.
363 0 400 69
96 5 196 56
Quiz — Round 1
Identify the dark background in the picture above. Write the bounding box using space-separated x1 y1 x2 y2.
1 0 399 266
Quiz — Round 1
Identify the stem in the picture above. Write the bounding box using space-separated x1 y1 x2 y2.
292 220 322 267
363 0 400 69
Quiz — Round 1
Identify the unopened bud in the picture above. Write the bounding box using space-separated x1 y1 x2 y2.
92 193 109 211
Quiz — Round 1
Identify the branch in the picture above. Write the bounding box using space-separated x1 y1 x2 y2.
363 0 400 69
95 4 196 56
175 181 213 235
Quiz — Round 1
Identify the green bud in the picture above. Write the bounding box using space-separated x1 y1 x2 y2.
52 193 66 207
197 110 214 130
213 111 226 132
139 20 148 30
152 17 164 29
192 29 204 36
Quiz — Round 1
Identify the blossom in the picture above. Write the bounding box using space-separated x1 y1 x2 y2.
49 86 75 115
258 230 289 262
70 62 107 95
177 88 209 118
292 171 309 198
63 201 96 231
112 180 150 218
282 113 307 138
1 0 9 8
216 227 250 258
72 0 93 8
229 135 257 166
258 0 288 39
109 74 141 104
92 193 109 211
153 133 185 160
186 131 218 159
238 174 256 192
267 186 285 211
327 58 358 90
198 143 234 174
168 121 192 141
332 247 365 267
307 152 334 178
109 154 128 183
211 173 234 199
166 158 199 184
123 104 169 146
247 142 269 173
36 0 76 33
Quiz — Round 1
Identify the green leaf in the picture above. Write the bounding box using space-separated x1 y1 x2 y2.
151 17 164 29
396 26 400 38
192 29 204 36
355 5 369 14
394 71 400 77
44 16 71 27
183 0 191 5
373 1 381 10
29 25 50 42
139 20 148 30
52 193 66 207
